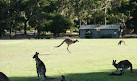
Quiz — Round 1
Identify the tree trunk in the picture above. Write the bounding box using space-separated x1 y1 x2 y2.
134 28 137 34
24 18 29 35
94 16 96 24
37 22 41 35
104 0 107 25
78 17 81 27
37 29 40 35
24 21 27 35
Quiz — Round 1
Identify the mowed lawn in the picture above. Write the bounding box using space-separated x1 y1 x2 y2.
0 39 137 81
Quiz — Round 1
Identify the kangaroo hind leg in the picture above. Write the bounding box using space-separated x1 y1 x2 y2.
67 44 71 53
36 70 40 80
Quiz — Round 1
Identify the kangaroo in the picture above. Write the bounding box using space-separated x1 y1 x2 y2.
33 52 46 81
118 40 125 45
112 60 132 73
108 70 124 76
60 75 66 81
55 38 79 53
0 72 10 81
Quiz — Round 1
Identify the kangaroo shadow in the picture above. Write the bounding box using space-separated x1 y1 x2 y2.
9 69 137 81
40 54 51 55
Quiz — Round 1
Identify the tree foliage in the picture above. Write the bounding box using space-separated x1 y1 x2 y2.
47 13 73 36
0 0 137 37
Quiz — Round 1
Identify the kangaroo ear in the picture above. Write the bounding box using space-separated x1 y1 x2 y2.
113 60 116 63
76 39 79 42
36 52 39 54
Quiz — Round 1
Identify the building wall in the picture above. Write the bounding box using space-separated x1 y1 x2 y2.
80 29 120 38
90 30 98 38
98 29 120 38
80 30 86 38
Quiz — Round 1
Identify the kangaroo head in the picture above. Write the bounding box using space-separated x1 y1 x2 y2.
120 70 124 74
112 60 116 65
0 72 10 81
76 39 79 42
33 52 39 59
61 75 65 80
73 39 79 43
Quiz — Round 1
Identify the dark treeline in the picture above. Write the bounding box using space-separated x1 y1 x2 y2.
0 0 137 37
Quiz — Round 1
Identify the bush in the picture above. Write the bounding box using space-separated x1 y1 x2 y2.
33 35 53 39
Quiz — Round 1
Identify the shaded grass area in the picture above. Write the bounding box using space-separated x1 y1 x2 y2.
9 70 137 81
0 39 137 81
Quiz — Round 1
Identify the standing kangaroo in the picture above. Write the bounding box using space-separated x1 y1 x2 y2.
118 40 125 45
33 52 46 81
60 75 66 81
55 38 79 53
0 72 9 81
112 60 132 73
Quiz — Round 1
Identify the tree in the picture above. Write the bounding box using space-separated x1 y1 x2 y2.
47 13 73 36
28 0 56 35
0 0 8 37
126 0 137 33
2 0 137 38
21 0 37 35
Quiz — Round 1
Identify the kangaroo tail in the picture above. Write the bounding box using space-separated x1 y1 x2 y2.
130 63 133 72
56 40 65 47
123 41 126 45
118 42 120 45
45 76 55 79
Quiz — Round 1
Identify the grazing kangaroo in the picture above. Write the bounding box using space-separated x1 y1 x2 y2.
118 40 125 45
60 75 66 81
109 70 124 76
56 38 79 53
0 72 10 81
33 52 46 81
112 60 132 73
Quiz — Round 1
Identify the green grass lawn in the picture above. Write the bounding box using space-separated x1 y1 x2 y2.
0 39 137 81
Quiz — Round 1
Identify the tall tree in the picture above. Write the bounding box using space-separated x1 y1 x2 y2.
47 13 73 36
0 0 7 37
126 0 137 33
21 0 38 35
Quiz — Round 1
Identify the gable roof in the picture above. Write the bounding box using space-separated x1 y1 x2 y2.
79 25 121 30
